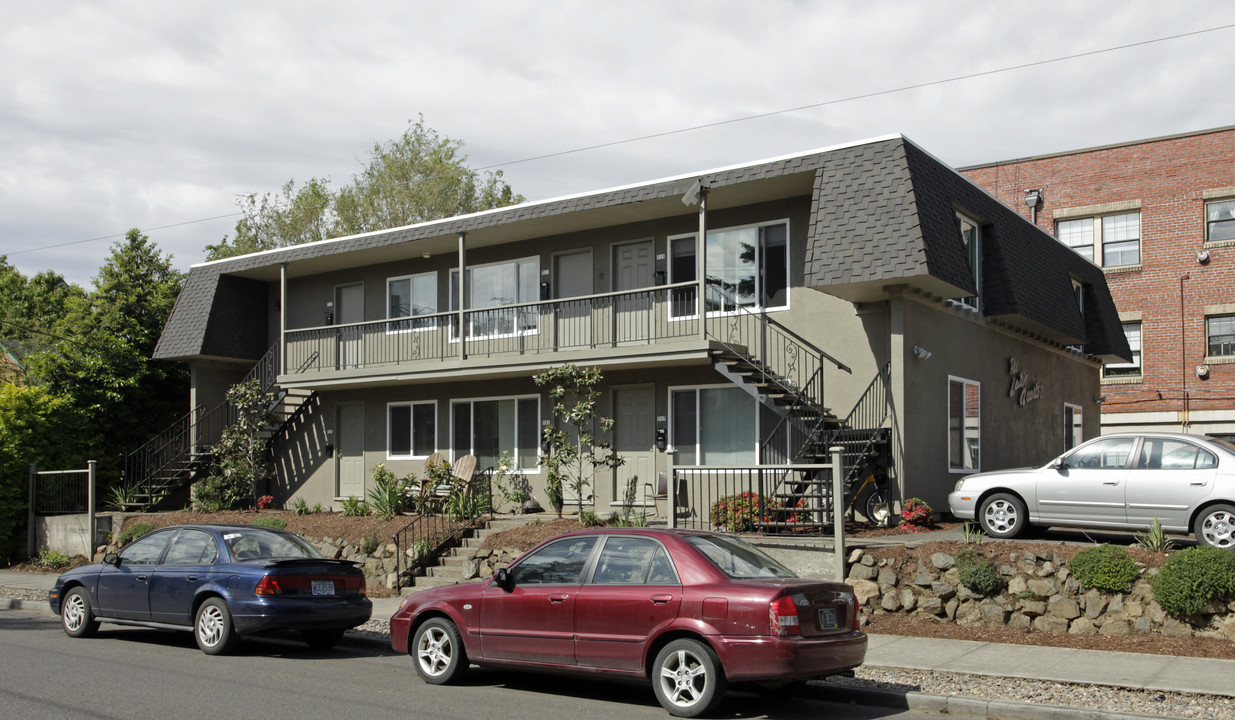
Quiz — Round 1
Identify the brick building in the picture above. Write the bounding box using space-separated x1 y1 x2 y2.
962 126 1235 440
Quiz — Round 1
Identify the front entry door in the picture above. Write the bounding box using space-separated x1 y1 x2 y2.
336 403 365 499
613 386 655 507
335 283 364 369
613 241 653 342
554 251 593 348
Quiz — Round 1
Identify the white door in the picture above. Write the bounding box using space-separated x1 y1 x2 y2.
336 403 365 499
613 241 654 342
613 386 655 509
554 251 592 349
335 283 364 369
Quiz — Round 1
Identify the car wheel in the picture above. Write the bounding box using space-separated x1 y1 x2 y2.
302 629 345 650
61 587 99 638
979 493 1026 539
412 618 468 685
652 638 727 718
864 488 891 527
195 598 239 655
1193 504 1235 548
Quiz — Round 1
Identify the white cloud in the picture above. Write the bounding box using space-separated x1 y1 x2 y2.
1 0 1231 285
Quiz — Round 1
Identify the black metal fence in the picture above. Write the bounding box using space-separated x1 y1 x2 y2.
670 463 840 534
392 469 493 588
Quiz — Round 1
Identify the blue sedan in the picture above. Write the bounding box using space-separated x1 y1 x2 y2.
49 524 372 654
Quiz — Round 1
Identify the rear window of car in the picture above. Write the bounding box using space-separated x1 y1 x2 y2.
686 535 798 579
222 528 322 561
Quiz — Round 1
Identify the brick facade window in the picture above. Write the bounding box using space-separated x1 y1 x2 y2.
1104 321 1142 377
1054 211 1140 268
1206 199 1235 242
1208 315 1235 358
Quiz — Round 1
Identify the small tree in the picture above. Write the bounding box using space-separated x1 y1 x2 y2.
533 365 623 519
194 380 276 510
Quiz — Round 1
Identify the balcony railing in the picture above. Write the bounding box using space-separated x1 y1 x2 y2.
285 283 706 374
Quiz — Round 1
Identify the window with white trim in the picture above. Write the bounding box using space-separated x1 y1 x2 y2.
449 256 539 337
958 215 980 309
388 401 436 459
1064 403 1082 451
451 395 540 471
948 378 980 472
1207 199 1235 243
1207 314 1235 358
667 219 789 317
1104 321 1142 378
1055 212 1140 267
669 386 788 465
387 271 437 331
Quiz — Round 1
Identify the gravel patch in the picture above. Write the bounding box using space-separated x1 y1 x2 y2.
0 587 48 603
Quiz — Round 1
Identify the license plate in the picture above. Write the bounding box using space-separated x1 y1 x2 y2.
311 580 335 596
818 607 838 630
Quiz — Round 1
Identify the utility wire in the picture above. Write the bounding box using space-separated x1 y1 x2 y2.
4 21 1233 258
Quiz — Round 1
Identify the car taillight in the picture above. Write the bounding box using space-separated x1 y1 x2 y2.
255 575 283 595
851 594 861 630
769 595 800 637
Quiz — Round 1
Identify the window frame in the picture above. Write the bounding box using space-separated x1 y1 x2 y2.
449 255 540 339
387 400 437 460
947 377 981 473
670 384 781 466
1206 199 1235 243
666 218 791 319
957 214 981 310
1063 403 1083 451
1104 321 1142 378
1054 211 1141 268
386 271 438 333
450 393 541 472
1206 314 1235 359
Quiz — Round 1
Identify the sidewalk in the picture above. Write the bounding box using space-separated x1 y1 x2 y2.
5 568 1233 718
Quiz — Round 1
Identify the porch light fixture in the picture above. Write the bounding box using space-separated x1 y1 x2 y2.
1023 189 1043 207
912 345 932 360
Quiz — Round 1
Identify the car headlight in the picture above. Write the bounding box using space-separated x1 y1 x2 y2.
954 478 967 492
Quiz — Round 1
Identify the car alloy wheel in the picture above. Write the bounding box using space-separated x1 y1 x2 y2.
61 587 98 638
194 598 238 655
1196 504 1235 548
653 639 726 718
979 493 1026 539
412 618 468 684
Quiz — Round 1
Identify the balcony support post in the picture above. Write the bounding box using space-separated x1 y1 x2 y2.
279 263 288 375
457 232 467 361
696 184 708 341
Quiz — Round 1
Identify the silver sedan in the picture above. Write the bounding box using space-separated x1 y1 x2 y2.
948 432 1235 547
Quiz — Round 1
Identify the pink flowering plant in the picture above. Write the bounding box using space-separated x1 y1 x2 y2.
256 495 274 510
898 497 933 533
710 492 782 532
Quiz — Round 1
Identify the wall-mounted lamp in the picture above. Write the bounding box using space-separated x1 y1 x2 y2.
422 252 431 260
912 345 932 360
1094 396 1106 405
1024 188 1044 224
681 179 707 207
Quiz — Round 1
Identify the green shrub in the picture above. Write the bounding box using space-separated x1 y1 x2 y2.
34 547 70 569
710 493 779 533
341 496 369 517
250 517 287 530
579 510 603 527
360 532 381 556
1069 544 1141 593
954 546 1004 596
118 521 156 547
291 497 321 515
367 464 407 520
1151 546 1235 618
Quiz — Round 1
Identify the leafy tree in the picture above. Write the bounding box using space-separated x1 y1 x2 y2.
0 385 86 564
0 258 87 378
193 380 277 511
26 230 188 484
533 365 623 519
206 117 523 260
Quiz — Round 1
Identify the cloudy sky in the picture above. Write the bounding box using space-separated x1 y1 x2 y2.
2 1 1232 286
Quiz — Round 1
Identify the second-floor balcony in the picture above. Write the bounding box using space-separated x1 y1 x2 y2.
283 283 714 383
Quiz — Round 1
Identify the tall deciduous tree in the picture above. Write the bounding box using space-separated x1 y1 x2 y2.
206 117 523 260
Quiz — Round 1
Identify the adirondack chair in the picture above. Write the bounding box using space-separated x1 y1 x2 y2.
431 454 477 503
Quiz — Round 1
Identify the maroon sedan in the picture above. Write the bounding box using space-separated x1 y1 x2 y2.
390 528 866 717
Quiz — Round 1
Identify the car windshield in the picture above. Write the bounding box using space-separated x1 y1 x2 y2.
686 535 798 579
221 528 322 561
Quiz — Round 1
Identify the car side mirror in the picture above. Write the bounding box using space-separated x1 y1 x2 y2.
103 553 120 567
495 567 513 591
1052 458 1067 471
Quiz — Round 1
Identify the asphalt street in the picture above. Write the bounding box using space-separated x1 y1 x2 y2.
0 608 946 720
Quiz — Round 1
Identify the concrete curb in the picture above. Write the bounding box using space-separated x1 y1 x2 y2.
819 686 1175 720
2 598 53 613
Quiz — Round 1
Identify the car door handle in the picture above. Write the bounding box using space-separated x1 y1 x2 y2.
186 576 199 582
1190 481 1207 486
136 575 148 582
548 594 570 604
1102 481 1120 485
650 594 673 605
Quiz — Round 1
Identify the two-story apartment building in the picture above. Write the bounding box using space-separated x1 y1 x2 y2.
149 134 1128 520
962 125 1235 441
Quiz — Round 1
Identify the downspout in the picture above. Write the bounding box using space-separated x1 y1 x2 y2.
1180 274 1190 431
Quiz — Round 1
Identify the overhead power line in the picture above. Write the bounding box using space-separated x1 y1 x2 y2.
4 21 1233 258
